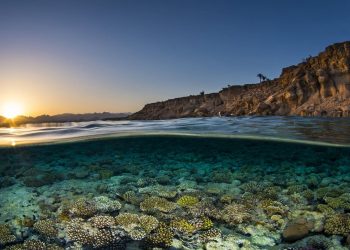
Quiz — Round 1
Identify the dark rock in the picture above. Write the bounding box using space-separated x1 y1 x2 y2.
0 176 16 188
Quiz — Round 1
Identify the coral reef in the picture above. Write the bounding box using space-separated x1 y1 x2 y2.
140 196 177 213
176 195 199 207
0 224 16 245
1 134 350 249
146 222 174 247
221 203 252 225
33 219 58 238
324 214 350 235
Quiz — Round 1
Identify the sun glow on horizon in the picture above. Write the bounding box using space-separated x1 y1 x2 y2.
1 102 24 119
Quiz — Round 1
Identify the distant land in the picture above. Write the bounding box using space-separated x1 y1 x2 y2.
0 112 130 127
130 41 350 120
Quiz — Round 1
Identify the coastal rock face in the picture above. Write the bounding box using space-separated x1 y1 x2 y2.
129 41 350 119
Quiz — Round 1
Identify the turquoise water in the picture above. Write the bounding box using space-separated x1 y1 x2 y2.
1 117 350 249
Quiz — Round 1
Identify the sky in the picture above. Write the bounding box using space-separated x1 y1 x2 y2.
0 0 350 116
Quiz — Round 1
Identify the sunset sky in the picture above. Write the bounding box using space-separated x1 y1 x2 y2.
1 0 350 116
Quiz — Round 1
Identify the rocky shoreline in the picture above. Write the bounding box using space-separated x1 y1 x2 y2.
130 41 350 120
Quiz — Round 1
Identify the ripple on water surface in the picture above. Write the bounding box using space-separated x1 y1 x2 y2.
1 116 350 147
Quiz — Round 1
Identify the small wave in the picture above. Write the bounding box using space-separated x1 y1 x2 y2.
0 117 350 147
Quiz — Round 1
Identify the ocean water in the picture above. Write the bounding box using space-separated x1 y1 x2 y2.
0 117 350 250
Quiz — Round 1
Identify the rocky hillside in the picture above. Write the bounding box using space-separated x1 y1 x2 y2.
129 41 350 119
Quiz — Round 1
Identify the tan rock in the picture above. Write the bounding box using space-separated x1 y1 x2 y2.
129 41 350 120
282 218 311 242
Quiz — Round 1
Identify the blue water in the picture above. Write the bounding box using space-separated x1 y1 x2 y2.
0 117 350 249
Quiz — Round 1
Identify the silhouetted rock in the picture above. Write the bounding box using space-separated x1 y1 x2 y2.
0 112 130 127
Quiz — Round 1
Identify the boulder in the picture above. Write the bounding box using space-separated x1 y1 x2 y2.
282 218 312 242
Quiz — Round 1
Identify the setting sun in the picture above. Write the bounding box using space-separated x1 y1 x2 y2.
1 102 23 119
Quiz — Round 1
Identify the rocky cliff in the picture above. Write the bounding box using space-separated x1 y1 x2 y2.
129 41 350 120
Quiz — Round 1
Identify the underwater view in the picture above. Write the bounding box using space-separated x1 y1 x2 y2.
1 117 350 250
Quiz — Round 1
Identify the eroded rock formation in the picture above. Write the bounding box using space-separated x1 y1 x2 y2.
129 41 350 119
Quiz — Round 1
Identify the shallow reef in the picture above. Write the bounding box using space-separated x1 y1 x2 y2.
0 135 350 249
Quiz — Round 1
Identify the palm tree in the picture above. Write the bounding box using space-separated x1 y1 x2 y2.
257 73 263 83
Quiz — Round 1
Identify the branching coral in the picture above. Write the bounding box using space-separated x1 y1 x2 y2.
241 181 265 194
128 228 147 240
139 185 177 198
324 195 350 210
146 222 174 247
33 219 58 238
199 228 221 242
170 218 196 235
137 178 157 187
221 203 252 225
89 215 115 229
189 216 213 230
324 213 350 235
92 228 125 248
0 224 16 246
66 218 94 246
188 199 220 219
68 196 121 219
22 239 46 250
316 187 343 199
66 218 125 248
176 195 199 207
115 213 140 232
122 191 139 204
211 170 233 183
4 242 63 250
93 196 121 212
140 196 177 213
138 215 159 233
115 213 159 236
287 184 307 195
69 198 97 218
317 204 335 215
260 199 289 216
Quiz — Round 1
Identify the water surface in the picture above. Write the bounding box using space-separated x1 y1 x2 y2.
1 116 350 146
